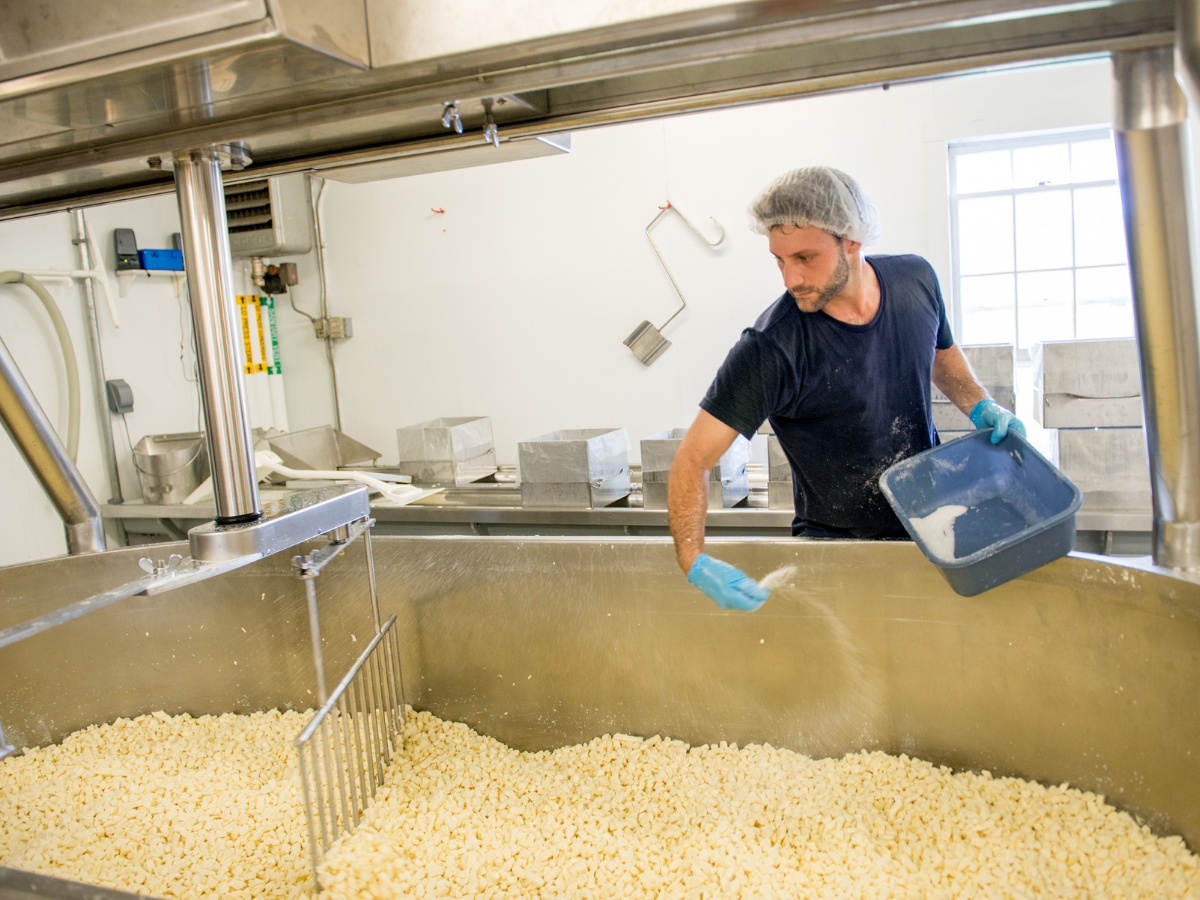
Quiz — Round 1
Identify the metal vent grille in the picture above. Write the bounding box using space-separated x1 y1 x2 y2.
224 180 273 234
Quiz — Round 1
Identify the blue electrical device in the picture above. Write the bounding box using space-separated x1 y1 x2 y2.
137 248 184 271
879 430 1083 597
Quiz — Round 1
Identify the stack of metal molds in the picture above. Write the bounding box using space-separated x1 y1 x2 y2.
395 417 497 485
766 434 793 510
933 343 1016 438
640 429 750 510
1033 338 1149 512
518 428 630 508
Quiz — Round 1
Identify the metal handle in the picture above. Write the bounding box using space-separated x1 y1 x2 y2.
645 202 725 331
591 467 628 488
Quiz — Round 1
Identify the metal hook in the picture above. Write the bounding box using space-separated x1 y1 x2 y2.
645 201 725 331
441 101 463 134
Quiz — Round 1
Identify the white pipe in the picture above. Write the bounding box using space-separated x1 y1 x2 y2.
20 253 119 329
0 271 82 461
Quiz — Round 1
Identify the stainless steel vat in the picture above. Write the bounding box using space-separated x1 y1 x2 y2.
2 536 1199 870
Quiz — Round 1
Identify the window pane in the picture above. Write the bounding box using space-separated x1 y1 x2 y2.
958 196 1014 275
956 150 1012 194
1013 143 1070 188
1018 270 1074 348
1071 138 1118 182
961 274 1015 345
1074 185 1127 267
1076 266 1134 339
1015 190 1072 271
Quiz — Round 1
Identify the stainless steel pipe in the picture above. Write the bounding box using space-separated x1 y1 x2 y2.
1112 47 1200 570
70 210 124 508
172 147 260 524
0 333 104 554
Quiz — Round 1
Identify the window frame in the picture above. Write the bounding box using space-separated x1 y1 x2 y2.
947 126 1125 359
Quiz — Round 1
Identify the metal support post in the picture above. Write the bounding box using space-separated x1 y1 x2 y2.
71 210 126 544
364 526 381 632
172 145 260 524
304 575 328 706
1112 46 1200 569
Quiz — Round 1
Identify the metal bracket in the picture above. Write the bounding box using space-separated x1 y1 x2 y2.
292 517 372 579
189 483 370 562
0 486 372 651
0 552 260 650
482 97 500 147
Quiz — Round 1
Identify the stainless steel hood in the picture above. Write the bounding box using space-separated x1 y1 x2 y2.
0 0 1172 219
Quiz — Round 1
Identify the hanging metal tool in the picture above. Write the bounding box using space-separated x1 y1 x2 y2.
624 202 725 366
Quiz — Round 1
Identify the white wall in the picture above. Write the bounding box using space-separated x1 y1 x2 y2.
298 58 1118 463
0 57 1143 566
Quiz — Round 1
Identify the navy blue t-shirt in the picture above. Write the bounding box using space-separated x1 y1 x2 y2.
700 254 954 538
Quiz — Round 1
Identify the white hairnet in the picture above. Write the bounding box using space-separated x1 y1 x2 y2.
748 166 882 246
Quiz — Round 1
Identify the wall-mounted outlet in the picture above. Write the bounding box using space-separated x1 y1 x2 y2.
314 317 353 340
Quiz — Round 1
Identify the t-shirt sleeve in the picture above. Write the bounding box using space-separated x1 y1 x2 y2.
928 262 955 350
699 330 784 439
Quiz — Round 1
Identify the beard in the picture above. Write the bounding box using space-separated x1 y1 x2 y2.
789 243 850 313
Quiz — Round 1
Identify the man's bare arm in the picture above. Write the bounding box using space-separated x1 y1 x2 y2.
668 409 740 573
931 344 988 416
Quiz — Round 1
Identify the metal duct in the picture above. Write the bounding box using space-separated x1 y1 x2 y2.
1112 46 1200 569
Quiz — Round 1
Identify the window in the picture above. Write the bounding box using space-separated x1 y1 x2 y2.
949 129 1133 352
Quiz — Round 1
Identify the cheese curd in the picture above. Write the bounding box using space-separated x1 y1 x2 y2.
323 711 1200 899
0 709 312 899
3 707 1199 899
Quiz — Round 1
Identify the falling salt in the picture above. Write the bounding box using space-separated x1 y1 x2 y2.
909 504 969 560
758 564 799 591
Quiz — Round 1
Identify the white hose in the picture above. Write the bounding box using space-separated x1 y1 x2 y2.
0 271 81 461
182 450 443 506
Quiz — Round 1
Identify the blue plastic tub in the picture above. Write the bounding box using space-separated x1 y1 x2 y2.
138 248 184 271
879 430 1082 597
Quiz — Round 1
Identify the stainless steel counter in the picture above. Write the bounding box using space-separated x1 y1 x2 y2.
99 484 1153 550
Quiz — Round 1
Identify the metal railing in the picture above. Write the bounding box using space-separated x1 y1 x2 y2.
294 612 405 883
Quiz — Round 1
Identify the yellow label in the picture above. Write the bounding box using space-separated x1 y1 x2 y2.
237 295 254 375
253 296 269 373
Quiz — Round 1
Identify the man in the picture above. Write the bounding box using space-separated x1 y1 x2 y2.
668 166 1024 612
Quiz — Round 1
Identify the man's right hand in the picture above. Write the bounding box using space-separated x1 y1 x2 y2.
687 554 770 611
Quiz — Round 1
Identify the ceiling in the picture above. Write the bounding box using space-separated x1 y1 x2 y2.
0 0 1172 219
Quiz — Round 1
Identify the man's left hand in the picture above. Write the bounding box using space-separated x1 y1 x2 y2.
970 398 1026 445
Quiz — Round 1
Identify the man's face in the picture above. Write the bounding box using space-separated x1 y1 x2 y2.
769 225 850 313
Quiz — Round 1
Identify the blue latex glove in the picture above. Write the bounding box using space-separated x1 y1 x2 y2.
687 553 770 611
970 398 1027 445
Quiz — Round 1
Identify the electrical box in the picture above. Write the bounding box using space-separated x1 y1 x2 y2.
224 174 313 259
114 229 139 270
105 379 134 414
314 317 353 340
